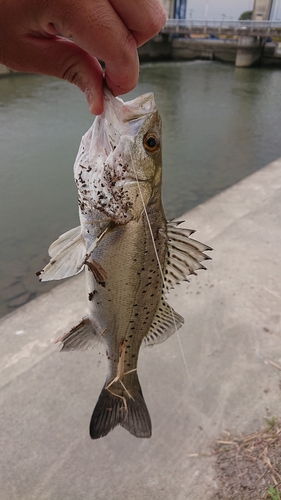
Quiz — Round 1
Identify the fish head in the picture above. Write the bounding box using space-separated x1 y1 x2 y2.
74 90 162 224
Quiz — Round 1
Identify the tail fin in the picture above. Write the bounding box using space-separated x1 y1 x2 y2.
89 373 151 439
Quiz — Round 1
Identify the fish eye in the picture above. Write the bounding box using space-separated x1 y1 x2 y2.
143 133 160 154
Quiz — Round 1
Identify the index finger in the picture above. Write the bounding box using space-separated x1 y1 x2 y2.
41 0 140 96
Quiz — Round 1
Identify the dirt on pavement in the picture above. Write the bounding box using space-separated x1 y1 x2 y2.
210 419 281 500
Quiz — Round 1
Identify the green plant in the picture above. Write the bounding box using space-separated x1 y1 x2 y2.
265 416 276 431
239 10 253 20
267 486 280 500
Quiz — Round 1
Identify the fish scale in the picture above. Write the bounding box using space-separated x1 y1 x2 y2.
38 89 212 439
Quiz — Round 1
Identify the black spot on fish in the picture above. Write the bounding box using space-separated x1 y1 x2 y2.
88 291 96 301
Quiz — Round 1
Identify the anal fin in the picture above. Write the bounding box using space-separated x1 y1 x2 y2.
56 317 99 351
143 298 184 347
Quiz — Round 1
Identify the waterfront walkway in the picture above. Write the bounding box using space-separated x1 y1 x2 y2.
0 157 281 499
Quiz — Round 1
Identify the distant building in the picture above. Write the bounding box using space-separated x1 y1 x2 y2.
161 0 173 18
252 0 274 20
160 0 187 19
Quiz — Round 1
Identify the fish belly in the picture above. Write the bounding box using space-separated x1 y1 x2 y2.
86 210 166 374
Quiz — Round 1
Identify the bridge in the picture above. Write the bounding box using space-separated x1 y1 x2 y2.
161 19 281 38
160 19 281 67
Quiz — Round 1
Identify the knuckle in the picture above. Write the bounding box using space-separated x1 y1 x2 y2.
60 51 84 85
119 31 138 62
148 9 167 36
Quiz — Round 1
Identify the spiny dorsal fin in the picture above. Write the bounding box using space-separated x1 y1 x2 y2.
143 298 184 347
164 220 212 291
56 317 101 351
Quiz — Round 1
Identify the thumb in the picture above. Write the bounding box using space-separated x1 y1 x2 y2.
6 35 104 114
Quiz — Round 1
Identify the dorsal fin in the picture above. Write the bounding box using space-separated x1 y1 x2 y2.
143 220 211 346
164 220 212 291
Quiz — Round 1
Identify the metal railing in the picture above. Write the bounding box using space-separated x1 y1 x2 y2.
163 19 281 30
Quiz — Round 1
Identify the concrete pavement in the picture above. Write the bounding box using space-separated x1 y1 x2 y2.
0 157 281 500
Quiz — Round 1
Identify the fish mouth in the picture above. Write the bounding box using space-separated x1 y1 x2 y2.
102 89 157 143
104 89 157 124
75 89 159 180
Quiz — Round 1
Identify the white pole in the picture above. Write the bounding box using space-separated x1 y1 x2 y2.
204 0 209 20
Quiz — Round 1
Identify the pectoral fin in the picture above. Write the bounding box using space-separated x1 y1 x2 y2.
38 223 111 282
37 230 87 281
48 226 81 258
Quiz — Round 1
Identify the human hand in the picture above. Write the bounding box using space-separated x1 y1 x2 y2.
0 0 166 114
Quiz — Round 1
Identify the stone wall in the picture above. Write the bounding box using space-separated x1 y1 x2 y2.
138 35 281 67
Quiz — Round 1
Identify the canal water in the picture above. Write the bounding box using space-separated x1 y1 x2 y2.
0 61 281 317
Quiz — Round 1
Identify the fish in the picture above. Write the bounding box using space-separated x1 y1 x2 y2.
37 89 212 439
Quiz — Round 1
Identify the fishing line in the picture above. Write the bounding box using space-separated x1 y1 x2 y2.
129 149 194 391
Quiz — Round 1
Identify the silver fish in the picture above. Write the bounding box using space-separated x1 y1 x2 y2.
38 90 211 439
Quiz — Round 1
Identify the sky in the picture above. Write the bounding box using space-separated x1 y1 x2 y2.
184 0 281 20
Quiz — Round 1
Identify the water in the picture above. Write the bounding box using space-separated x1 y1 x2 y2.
0 61 281 317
